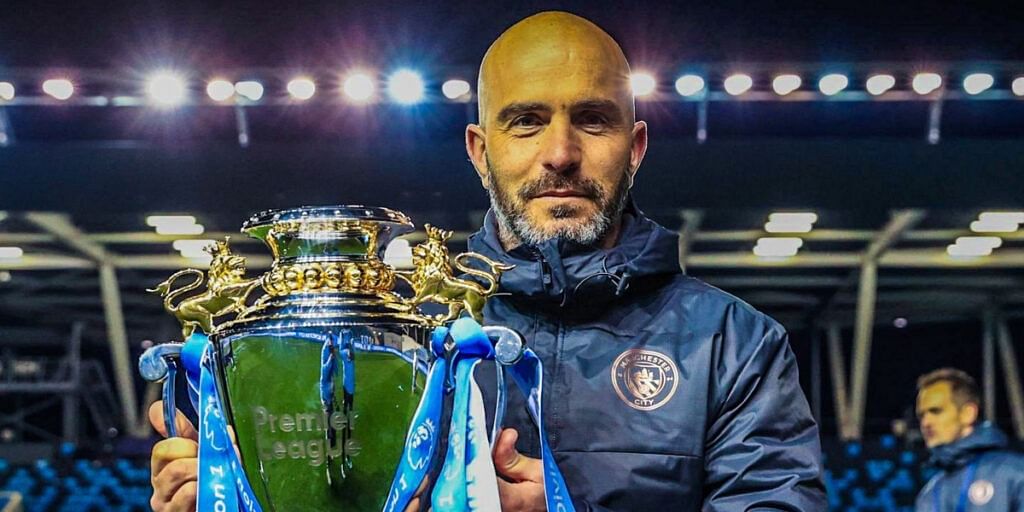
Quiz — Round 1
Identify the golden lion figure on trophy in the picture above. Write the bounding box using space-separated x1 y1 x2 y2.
148 239 264 338
398 224 513 323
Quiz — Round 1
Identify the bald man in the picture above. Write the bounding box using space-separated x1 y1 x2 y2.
148 11 826 511
463 12 824 511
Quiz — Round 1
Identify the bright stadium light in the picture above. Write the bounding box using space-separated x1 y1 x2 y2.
979 211 1024 224
343 73 375 102
286 77 316 100
156 223 204 236
865 74 896 96
723 74 753 96
962 73 994 95
765 212 818 233
234 81 264 101
145 72 188 106
441 79 471 100
753 237 804 258
674 75 705 97
1013 77 1024 97
954 236 1003 251
206 79 235 101
173 239 216 258
630 72 657 96
383 239 413 268
386 69 425 104
971 220 1019 233
146 215 197 227
912 73 943 95
818 73 849 96
0 247 23 259
42 78 74 100
972 211 1024 232
772 74 801 96
947 244 991 258
0 82 14 101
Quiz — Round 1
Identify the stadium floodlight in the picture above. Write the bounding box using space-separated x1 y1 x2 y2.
912 73 943 95
771 74 801 96
947 243 993 258
962 73 994 95
441 79 471 100
383 239 413 268
970 220 1019 233
818 73 849 96
674 75 705 97
0 82 14 101
286 77 316 100
753 237 804 258
206 79 235 101
343 73 375 102
156 223 204 236
0 247 23 259
765 212 818 233
954 236 1003 251
386 69 425 104
723 74 753 96
42 78 74 100
630 72 657 96
146 215 197 227
145 72 188 106
1013 77 1024 97
865 74 896 96
173 239 217 258
234 81 264 102
386 70 425 104
979 211 1024 224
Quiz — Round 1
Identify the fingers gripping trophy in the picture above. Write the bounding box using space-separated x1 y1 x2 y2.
139 206 577 512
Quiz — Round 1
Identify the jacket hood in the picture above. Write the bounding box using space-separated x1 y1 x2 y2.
929 422 1009 469
466 196 682 308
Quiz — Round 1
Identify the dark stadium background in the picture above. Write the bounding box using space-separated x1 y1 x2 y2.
0 1 1022 510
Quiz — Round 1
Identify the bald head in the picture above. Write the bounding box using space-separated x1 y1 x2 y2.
477 11 634 126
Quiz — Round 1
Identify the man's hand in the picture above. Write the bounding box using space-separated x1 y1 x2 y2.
148 400 198 512
493 428 546 512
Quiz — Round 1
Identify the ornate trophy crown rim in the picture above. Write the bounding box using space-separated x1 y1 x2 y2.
242 205 415 234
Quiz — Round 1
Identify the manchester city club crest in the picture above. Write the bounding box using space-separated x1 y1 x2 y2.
969 479 994 506
611 349 679 411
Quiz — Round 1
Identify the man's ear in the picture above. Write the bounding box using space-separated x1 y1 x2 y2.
960 402 980 427
627 120 648 188
466 124 490 189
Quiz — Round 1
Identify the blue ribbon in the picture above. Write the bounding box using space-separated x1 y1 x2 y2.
182 334 264 512
386 317 576 512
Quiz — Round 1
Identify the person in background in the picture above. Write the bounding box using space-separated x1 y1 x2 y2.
915 368 1024 511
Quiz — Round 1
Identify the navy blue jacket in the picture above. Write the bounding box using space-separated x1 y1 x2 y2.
916 423 1024 511
471 201 826 511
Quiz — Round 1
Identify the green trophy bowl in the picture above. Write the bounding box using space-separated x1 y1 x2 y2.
215 205 432 511
147 205 511 511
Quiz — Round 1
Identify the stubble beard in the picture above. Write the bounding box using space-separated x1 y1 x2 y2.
486 157 631 247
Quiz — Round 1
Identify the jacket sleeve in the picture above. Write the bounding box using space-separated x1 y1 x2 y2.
702 312 827 511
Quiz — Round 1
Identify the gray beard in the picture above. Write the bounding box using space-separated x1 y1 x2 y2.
486 158 631 247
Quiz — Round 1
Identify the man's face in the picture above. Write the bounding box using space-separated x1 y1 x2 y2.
916 382 976 448
467 26 647 247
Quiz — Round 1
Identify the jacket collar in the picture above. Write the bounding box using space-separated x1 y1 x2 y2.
929 422 1008 469
466 196 682 309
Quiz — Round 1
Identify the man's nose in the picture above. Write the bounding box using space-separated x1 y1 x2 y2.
539 116 581 173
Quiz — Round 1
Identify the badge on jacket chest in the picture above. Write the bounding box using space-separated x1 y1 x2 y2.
611 349 679 411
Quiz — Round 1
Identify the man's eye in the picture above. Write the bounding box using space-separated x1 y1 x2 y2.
578 113 609 126
511 116 541 128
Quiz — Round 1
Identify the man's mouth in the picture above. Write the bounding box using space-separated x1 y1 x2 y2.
534 189 589 198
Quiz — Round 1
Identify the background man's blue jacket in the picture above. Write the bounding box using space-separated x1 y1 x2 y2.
916 423 1024 511
470 200 826 511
